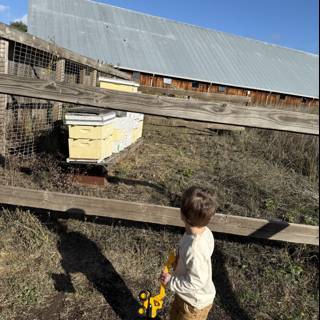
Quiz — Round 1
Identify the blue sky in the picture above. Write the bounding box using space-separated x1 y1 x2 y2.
0 0 318 53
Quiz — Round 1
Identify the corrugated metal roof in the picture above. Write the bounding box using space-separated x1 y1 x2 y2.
28 0 319 98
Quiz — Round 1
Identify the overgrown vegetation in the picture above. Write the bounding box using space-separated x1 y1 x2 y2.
0 116 319 319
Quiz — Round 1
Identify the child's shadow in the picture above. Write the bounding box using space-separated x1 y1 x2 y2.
213 247 251 320
46 218 139 320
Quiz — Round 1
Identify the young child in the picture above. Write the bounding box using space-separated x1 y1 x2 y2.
160 186 217 320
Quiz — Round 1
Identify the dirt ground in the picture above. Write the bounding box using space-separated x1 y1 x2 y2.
0 116 319 319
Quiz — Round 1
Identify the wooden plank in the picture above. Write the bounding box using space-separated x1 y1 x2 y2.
0 39 8 156
145 116 245 131
90 70 98 87
139 86 251 105
0 22 130 80
53 58 65 121
0 73 318 135
0 186 318 245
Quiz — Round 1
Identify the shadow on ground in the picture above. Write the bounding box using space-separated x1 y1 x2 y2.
30 208 290 320
213 247 251 320
39 215 140 320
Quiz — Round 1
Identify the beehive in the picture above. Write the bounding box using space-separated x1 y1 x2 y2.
132 121 144 143
112 116 133 153
69 124 113 140
65 107 116 161
68 137 113 160
98 78 145 154
99 77 139 93
128 112 144 143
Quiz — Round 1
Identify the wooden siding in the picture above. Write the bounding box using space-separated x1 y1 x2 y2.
130 71 319 109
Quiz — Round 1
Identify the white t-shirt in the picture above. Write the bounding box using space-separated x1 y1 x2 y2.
169 227 215 309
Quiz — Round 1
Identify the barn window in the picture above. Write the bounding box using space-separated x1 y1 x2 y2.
280 94 286 100
302 97 307 103
219 85 226 93
192 81 199 88
164 77 172 85
132 71 140 82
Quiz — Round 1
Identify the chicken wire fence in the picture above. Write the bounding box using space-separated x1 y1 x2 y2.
0 38 120 187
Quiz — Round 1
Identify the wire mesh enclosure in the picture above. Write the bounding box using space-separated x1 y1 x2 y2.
8 41 58 81
0 34 125 187
0 38 116 157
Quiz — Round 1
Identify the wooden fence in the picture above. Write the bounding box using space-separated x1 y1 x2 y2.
0 73 318 135
0 186 318 246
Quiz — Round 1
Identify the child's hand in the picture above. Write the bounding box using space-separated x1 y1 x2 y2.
160 271 171 286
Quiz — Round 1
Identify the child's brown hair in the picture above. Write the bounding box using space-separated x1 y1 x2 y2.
180 186 218 227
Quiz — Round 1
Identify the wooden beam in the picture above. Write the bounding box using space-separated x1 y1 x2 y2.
53 58 65 121
139 86 251 105
90 70 98 87
145 116 245 131
0 22 130 80
0 39 8 156
0 73 318 135
0 186 318 245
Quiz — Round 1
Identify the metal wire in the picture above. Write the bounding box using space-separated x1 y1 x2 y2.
5 95 56 157
1 40 102 159
65 60 96 85
8 41 57 80
0 38 118 188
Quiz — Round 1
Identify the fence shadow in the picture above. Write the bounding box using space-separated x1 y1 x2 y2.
213 247 251 320
37 213 140 320
249 219 289 240
212 220 290 320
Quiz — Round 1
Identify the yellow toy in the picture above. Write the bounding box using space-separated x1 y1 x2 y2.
137 252 176 319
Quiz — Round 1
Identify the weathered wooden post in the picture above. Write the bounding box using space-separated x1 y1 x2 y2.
90 69 98 87
79 67 87 85
0 39 9 157
53 58 65 121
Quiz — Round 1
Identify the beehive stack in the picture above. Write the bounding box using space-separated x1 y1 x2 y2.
65 107 116 162
128 112 144 143
99 77 140 93
99 77 144 153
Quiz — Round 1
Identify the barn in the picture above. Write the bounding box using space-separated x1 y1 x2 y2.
28 0 319 107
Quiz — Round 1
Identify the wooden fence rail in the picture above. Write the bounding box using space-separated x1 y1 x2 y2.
0 186 318 245
0 73 318 135
139 86 251 105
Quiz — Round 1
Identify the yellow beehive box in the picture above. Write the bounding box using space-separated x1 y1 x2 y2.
132 121 144 143
99 77 139 93
112 117 131 144
69 124 113 140
113 128 126 141
68 137 113 160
